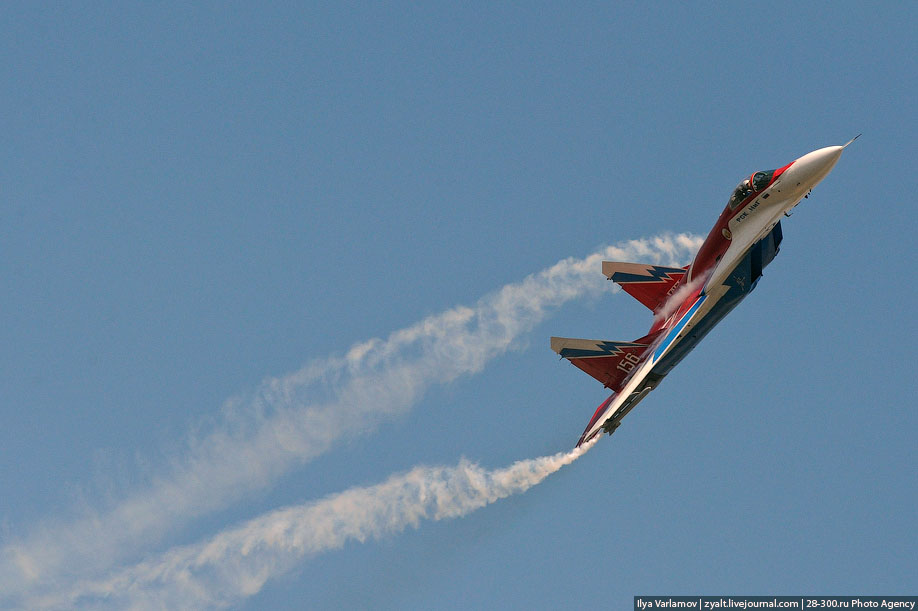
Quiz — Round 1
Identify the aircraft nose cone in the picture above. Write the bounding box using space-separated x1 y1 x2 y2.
785 145 844 192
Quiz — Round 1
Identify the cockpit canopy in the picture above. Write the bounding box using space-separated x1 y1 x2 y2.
728 169 776 209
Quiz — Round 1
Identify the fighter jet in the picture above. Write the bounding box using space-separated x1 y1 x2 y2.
553 140 856 447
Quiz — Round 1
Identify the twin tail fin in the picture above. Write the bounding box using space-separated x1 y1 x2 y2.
601 262 688 312
550 330 662 392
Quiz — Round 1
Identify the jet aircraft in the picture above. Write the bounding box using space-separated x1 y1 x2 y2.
552 141 856 447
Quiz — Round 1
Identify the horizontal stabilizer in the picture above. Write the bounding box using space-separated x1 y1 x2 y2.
551 332 660 391
601 262 687 312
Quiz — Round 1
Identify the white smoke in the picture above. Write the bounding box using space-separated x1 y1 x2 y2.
653 272 708 323
0 233 702 606
53 439 598 610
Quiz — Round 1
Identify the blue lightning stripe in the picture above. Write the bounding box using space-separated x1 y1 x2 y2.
611 265 685 284
559 341 647 359
653 295 707 362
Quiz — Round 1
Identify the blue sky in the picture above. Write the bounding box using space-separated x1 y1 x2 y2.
1 2 916 609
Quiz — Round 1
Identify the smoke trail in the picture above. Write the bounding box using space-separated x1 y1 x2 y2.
0 233 701 604
55 439 598 610
653 272 708 323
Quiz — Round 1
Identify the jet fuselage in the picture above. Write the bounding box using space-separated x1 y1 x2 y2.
572 144 849 446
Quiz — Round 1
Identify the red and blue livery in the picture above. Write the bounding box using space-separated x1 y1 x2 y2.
552 141 856 447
